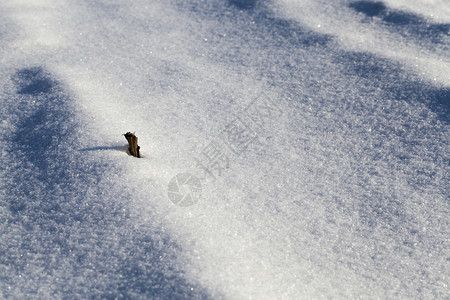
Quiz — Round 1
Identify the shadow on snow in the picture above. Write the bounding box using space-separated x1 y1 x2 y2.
349 0 450 45
2 66 212 299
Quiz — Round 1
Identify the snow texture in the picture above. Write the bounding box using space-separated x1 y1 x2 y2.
0 0 448 299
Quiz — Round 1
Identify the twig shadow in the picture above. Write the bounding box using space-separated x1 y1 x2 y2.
78 145 128 152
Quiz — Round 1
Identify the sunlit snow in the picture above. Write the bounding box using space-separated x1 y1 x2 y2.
0 0 448 299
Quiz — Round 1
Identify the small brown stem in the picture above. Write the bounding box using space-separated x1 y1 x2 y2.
124 132 140 158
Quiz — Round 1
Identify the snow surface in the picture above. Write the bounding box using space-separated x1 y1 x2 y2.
0 0 448 299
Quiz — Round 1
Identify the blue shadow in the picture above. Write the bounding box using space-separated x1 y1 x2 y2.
333 51 449 124
349 1 450 44
228 0 260 10
15 67 56 95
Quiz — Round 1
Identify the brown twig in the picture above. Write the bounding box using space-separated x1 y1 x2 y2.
124 132 140 158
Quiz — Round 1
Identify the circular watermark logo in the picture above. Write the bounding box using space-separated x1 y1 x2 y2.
167 173 202 207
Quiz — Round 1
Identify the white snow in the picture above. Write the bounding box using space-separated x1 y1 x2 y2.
0 0 448 299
